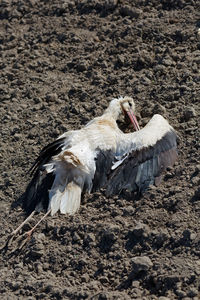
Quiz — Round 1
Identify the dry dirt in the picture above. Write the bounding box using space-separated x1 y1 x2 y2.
0 1 200 299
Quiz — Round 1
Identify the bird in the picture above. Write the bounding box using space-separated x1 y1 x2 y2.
11 96 178 238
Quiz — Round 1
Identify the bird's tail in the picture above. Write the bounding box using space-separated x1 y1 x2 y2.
47 149 88 216
48 181 82 216
24 146 89 216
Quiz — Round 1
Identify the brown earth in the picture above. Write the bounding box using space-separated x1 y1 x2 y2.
0 0 200 299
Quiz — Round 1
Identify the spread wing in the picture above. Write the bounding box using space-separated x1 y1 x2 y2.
105 114 178 196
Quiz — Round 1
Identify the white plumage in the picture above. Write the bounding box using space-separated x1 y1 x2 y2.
23 96 177 217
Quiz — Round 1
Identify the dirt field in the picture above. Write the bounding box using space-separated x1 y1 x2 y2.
0 1 200 299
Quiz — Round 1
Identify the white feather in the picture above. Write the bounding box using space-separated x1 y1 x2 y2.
118 114 172 155
49 188 63 216
48 169 67 215
60 182 81 215
111 154 128 170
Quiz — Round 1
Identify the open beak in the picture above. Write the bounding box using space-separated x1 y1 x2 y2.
127 110 140 131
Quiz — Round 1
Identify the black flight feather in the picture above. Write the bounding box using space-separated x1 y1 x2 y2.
30 137 66 175
92 149 115 192
23 137 66 214
23 169 55 214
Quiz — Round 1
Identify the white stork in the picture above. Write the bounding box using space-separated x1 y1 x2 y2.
11 96 177 238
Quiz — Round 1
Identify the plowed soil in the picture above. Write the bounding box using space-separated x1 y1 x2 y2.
0 1 200 299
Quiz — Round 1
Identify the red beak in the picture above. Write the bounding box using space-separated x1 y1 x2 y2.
127 110 140 131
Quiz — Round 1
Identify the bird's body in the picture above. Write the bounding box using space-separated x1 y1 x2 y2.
24 97 178 217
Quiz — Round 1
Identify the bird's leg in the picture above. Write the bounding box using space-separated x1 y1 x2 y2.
2 210 36 252
3 210 52 252
11 210 36 236
23 209 51 239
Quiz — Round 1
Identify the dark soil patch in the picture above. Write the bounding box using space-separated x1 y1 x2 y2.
0 0 200 299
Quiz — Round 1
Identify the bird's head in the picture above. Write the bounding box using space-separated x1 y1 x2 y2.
106 96 140 131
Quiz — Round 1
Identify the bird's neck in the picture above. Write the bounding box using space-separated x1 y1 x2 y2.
104 105 121 120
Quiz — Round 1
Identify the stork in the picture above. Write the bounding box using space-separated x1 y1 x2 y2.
11 96 178 239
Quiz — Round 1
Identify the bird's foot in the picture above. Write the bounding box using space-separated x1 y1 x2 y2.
1 230 32 254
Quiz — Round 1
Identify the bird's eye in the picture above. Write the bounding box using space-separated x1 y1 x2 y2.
128 102 132 107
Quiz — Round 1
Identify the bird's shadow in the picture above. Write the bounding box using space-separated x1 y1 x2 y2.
10 193 25 211
1 193 32 256
3 187 143 256
118 189 142 202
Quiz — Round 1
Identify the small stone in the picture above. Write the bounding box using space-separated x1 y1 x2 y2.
99 276 109 284
132 287 142 297
89 280 99 291
123 205 135 216
78 258 87 267
132 222 150 238
154 230 169 246
9 281 20 291
155 64 166 73
30 245 44 258
191 176 200 185
195 165 200 172
13 133 22 141
36 264 43 274
46 93 58 103
183 106 196 121
190 233 197 240
162 58 174 66
131 256 153 273
43 263 50 271
36 233 46 241
66 245 72 252
187 288 198 297
84 233 95 246
120 6 141 18
158 297 171 300
76 61 88 72
141 76 151 85
72 231 80 242
81 273 90 283
175 289 186 297
116 54 125 66
131 280 140 288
